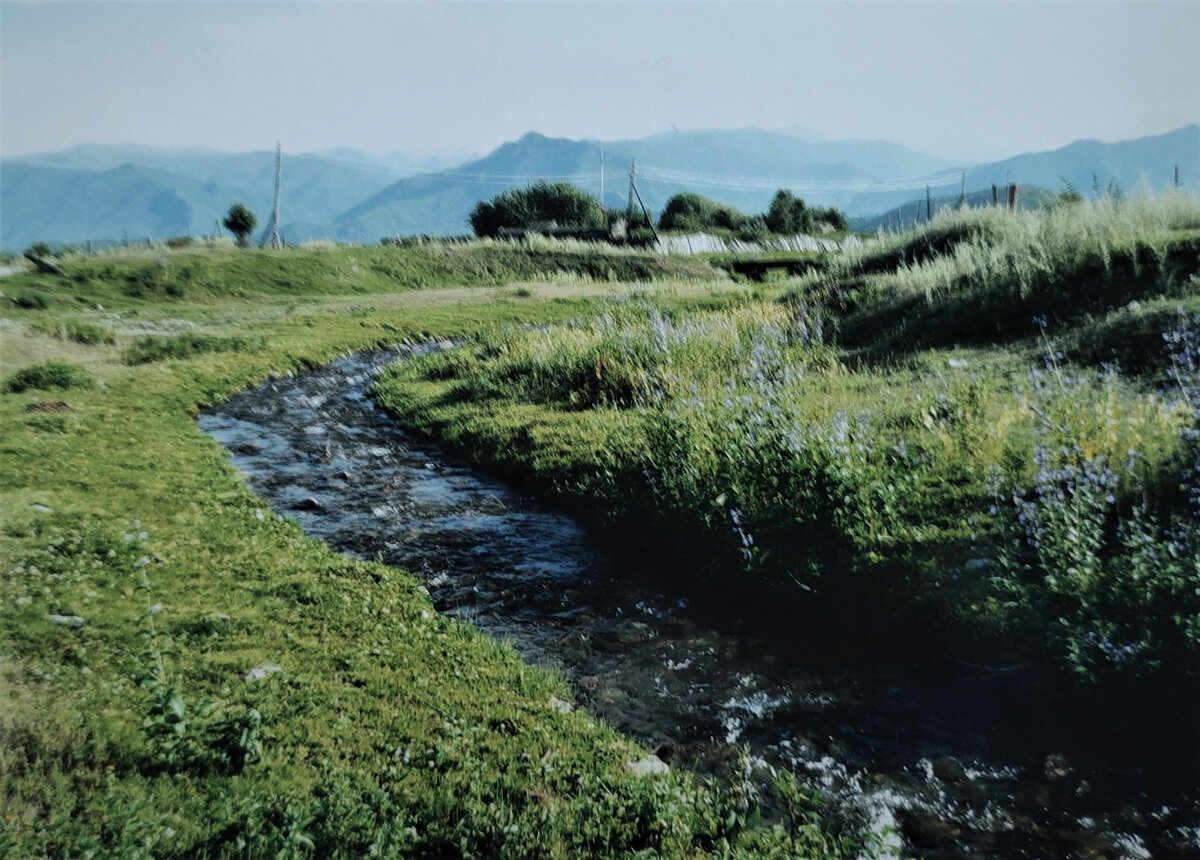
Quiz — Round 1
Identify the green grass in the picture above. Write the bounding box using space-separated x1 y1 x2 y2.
121 333 266 365
373 194 1200 696
792 192 1200 356
1 249 858 857
12 238 721 309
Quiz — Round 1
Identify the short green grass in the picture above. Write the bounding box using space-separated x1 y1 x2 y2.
1 247 855 858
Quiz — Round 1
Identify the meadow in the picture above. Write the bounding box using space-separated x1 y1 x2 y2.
3 192 1198 856
0 243 847 858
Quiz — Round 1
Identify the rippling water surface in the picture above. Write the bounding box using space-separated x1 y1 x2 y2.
199 347 1199 859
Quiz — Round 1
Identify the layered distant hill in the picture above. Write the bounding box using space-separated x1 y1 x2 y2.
2 126 1196 250
0 145 472 251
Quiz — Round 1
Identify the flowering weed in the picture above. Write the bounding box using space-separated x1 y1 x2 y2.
986 321 1200 682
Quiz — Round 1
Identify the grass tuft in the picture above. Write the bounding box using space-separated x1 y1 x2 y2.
4 360 96 393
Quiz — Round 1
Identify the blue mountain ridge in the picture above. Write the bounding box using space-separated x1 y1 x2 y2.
2 126 1195 250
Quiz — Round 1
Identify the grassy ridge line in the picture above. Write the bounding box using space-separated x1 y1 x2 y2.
1 254 845 857
794 193 1200 355
7 239 722 307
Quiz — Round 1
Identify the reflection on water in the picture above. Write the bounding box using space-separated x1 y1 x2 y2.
200 347 1199 859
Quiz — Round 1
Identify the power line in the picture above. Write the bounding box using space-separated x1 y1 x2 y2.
389 165 963 196
635 165 965 194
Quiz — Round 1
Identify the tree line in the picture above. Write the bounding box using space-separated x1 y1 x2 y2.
468 182 847 239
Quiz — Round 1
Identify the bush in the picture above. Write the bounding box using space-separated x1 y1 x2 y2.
13 291 50 309
658 193 748 233
5 361 95 393
470 181 605 237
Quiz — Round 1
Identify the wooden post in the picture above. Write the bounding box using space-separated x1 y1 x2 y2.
628 160 636 225
992 184 999 206
1007 183 1019 211
1176 165 1181 190
926 185 932 222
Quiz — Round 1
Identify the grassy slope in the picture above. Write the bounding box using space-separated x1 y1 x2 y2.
373 196 1200 699
1 246 846 858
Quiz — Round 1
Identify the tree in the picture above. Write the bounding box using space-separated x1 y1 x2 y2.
765 189 813 235
469 181 604 237
223 203 258 248
657 193 746 233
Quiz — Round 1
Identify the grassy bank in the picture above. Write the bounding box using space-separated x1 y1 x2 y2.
373 196 1200 702
8 237 720 309
1 244 856 857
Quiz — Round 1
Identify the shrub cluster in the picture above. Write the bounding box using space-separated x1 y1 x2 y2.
469 181 605 238
657 189 848 239
12 291 51 310
5 360 96 393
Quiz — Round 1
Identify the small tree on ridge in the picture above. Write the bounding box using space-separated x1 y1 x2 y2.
223 203 257 248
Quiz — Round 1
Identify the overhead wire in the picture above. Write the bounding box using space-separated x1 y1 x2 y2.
401 164 961 195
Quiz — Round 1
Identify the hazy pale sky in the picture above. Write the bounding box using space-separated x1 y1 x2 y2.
2 0 1197 162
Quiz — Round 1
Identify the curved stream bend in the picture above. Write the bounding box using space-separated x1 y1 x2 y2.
199 346 1198 859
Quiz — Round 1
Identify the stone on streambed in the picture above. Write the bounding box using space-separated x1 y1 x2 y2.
590 621 653 653
900 809 964 849
933 755 968 784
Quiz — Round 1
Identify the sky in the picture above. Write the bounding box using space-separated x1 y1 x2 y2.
2 0 1198 164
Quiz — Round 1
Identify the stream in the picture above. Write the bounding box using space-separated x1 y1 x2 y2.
198 346 1199 859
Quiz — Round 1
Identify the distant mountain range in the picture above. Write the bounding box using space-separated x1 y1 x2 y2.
0 145 472 250
2 126 1196 251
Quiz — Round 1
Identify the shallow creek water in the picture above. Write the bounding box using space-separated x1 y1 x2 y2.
199 346 1199 859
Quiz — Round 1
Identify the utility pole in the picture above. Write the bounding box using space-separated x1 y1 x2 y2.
628 159 636 224
261 141 283 250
